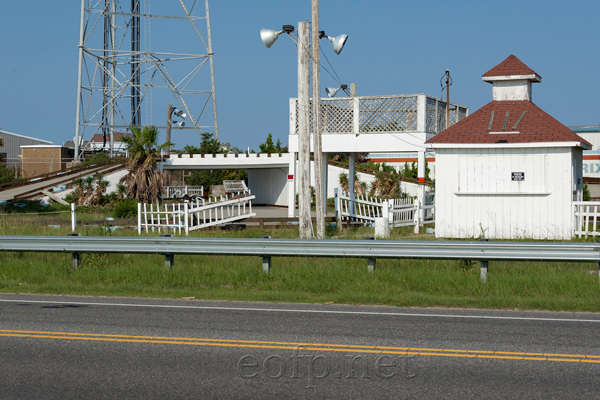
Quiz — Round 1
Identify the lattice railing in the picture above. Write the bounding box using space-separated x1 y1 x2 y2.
359 96 418 132
291 94 467 135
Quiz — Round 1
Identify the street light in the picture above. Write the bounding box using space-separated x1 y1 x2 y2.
166 104 187 157
320 32 348 55
325 84 348 98
260 20 348 239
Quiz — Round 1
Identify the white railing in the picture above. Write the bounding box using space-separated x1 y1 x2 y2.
138 194 255 235
138 202 189 234
335 189 384 222
573 201 600 238
334 189 434 230
290 94 469 136
166 185 204 199
187 194 255 232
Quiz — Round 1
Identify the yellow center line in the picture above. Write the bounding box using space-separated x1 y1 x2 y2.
1 329 599 364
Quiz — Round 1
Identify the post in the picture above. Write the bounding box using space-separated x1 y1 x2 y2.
161 235 174 270
334 188 342 231
262 257 272 273
480 238 489 283
74 0 86 161
166 104 173 157
413 200 421 234
417 150 426 226
184 200 189 236
288 152 297 217
368 258 376 273
445 70 450 129
68 233 81 270
298 21 312 239
375 200 390 238
137 202 142 234
312 0 325 239
349 153 356 216
71 203 76 232
260 236 271 273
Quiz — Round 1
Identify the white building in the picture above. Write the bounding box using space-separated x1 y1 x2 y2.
427 55 591 240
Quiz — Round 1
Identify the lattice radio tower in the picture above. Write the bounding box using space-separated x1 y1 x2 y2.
74 0 219 159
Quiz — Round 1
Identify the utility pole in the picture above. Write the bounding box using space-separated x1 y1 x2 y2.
312 0 325 239
166 104 173 157
298 21 312 238
445 69 450 129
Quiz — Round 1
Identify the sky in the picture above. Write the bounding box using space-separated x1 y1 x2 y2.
1 0 599 152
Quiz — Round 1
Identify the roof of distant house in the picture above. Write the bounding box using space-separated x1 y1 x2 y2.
90 132 131 142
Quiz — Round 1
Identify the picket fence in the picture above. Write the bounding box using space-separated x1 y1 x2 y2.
334 189 434 228
573 201 600 238
166 185 204 199
138 194 255 235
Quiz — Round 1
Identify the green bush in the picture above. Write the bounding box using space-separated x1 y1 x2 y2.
112 199 138 218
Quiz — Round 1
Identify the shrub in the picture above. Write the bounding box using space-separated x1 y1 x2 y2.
112 199 138 219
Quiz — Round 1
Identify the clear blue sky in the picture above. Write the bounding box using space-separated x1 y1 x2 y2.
1 0 598 152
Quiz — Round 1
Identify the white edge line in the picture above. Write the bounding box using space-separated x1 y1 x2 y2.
0 298 599 323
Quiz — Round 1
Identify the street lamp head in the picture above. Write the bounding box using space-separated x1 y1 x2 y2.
325 84 348 98
173 121 185 129
172 108 186 119
325 87 341 98
260 29 281 48
327 34 349 55
260 25 295 48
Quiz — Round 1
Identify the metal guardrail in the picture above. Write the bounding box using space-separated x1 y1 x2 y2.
0 235 598 281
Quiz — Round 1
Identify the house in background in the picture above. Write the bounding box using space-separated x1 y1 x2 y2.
0 130 52 170
20 145 74 178
427 55 591 240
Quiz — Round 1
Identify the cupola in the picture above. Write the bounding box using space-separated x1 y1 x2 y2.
482 55 541 102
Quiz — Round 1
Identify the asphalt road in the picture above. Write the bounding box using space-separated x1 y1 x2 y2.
1 294 600 399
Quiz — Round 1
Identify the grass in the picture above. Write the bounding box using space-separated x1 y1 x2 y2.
1 203 600 311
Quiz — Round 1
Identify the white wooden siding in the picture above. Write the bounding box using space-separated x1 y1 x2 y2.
435 147 575 239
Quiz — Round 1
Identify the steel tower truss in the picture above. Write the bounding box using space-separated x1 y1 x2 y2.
74 0 219 159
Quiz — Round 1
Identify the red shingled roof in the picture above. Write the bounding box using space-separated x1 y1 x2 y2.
426 101 591 146
482 55 539 79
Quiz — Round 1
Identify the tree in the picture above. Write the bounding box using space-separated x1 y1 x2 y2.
183 132 246 192
259 133 288 154
120 125 169 204
200 132 223 154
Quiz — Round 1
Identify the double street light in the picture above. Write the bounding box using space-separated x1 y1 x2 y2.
260 21 348 239
165 104 187 157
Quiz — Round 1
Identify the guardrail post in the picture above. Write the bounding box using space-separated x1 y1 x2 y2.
68 233 80 270
260 236 271 273
161 235 174 270
366 237 376 273
480 238 489 282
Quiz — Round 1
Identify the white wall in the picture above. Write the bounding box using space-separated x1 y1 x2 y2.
435 147 575 240
248 168 289 206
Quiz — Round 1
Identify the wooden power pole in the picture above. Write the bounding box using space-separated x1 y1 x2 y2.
297 21 312 238
312 0 325 239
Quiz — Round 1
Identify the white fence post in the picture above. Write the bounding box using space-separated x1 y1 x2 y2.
414 200 421 234
71 203 76 232
137 203 142 234
184 201 189 236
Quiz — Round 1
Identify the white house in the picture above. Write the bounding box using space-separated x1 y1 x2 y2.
427 55 591 240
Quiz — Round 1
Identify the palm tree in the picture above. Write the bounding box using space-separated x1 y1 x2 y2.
120 125 169 204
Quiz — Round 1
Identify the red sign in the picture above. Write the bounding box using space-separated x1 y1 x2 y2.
288 175 294 180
